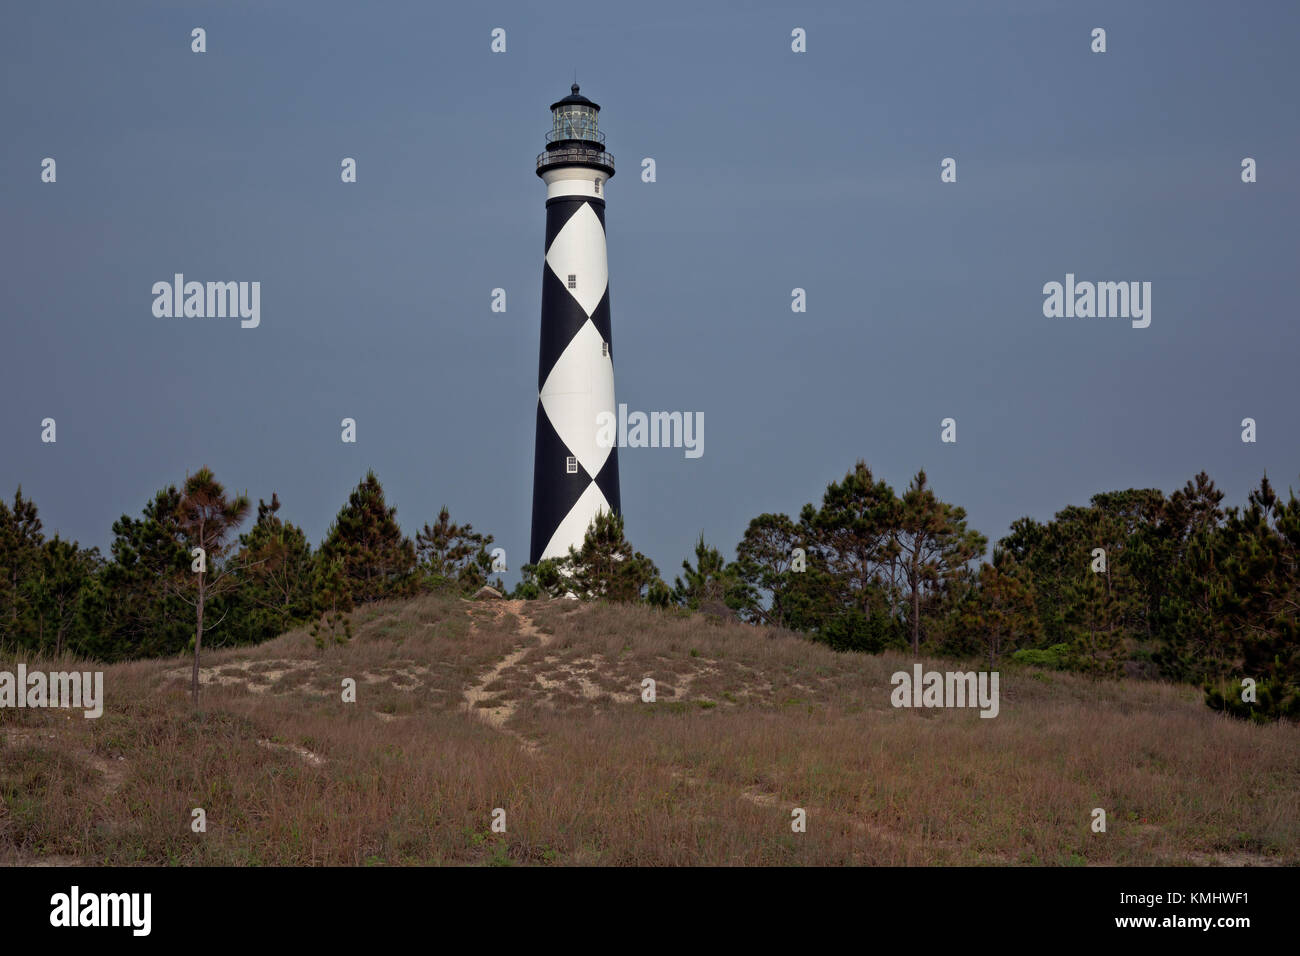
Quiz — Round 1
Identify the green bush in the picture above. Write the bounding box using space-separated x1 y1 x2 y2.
1011 643 1072 670
813 608 905 654
1205 678 1300 724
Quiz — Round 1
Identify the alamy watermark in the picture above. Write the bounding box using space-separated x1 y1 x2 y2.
0 665 103 718
152 274 260 328
1042 273 1151 328
890 664 999 718
596 404 703 459
50 886 150 936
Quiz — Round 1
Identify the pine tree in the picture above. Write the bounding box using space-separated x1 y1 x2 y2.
28 536 102 656
0 487 45 649
319 471 416 604
99 486 191 660
309 555 354 648
1086 488 1166 644
894 470 986 655
1000 516 1065 644
559 510 657 602
513 558 566 600
228 493 315 643
732 512 810 628
672 533 742 611
957 550 1040 668
1148 472 1225 681
415 507 495 593
998 487 1172 675
808 461 901 622
175 468 251 706
1204 475 1300 720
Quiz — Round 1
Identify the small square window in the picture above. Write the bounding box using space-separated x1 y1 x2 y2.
567 274 576 289
566 456 578 474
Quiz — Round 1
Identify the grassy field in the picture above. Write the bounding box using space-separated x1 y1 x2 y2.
2 592 1296 866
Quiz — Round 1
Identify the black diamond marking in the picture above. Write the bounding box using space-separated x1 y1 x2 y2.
588 285 612 348
537 266 595 391
544 199 591 255
530 400 594 564
593 446 621 517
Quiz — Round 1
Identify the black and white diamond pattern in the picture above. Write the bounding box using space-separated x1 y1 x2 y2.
530 196 620 564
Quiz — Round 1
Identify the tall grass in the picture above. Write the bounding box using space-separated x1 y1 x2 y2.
1 592 1295 865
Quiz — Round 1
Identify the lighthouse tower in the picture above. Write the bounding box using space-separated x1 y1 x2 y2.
530 84 620 564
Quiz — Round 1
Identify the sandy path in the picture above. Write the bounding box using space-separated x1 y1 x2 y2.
462 600 552 753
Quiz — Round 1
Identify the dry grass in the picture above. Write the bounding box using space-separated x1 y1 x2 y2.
1 592 1296 866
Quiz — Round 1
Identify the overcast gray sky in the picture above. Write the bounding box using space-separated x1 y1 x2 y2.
2 0 1297 586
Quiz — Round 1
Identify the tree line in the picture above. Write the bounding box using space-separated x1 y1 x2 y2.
0 469 499 703
520 462 1298 722
1 461 1295 720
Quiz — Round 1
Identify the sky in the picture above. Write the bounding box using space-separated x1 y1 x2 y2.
2 0 1298 588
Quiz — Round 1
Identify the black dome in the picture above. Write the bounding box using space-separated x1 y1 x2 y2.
550 83 600 111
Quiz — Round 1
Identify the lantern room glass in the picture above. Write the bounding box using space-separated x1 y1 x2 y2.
552 105 599 143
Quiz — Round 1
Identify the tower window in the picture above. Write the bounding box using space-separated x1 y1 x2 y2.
601 341 609 357
567 274 576 289
594 178 602 194
566 456 578 474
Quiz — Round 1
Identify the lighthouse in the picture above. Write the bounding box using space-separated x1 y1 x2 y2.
530 84 620 564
